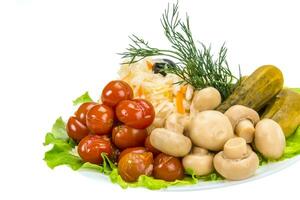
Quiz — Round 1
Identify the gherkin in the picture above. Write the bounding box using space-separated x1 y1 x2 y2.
217 65 284 113
262 88 300 137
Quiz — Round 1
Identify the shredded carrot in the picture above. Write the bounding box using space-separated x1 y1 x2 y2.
121 72 131 82
146 60 153 70
176 86 187 114
181 85 188 94
137 86 144 97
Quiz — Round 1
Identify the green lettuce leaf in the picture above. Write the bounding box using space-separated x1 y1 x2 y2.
44 117 83 170
80 154 114 172
281 126 300 159
197 172 223 181
44 145 84 170
291 88 300 93
51 117 68 140
109 168 199 190
81 162 103 172
72 92 93 106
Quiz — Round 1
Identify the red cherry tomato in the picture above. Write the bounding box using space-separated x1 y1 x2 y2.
134 99 155 123
118 152 153 182
118 147 146 161
66 116 89 142
116 99 155 129
112 125 148 149
75 102 98 125
78 135 113 164
153 153 184 181
144 135 161 155
86 104 114 135
101 80 133 107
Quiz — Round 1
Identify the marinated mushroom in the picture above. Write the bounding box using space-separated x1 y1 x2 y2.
254 119 286 159
191 146 209 154
165 113 189 134
182 147 214 176
224 105 260 143
147 101 174 133
150 128 192 157
213 137 259 180
190 87 221 114
189 110 234 151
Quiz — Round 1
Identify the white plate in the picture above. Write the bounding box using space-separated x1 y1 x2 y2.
79 155 300 191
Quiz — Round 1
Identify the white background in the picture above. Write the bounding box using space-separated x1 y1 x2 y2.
0 0 299 199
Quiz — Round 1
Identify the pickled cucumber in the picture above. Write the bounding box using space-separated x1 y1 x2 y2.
262 88 300 137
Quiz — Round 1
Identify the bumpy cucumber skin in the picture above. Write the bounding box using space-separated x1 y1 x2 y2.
262 89 300 137
217 65 284 113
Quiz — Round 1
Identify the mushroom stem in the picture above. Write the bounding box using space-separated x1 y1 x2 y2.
235 119 255 143
223 137 247 159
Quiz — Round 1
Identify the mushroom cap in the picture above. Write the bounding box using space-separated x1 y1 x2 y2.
224 105 260 129
150 128 192 157
213 144 259 180
190 87 221 113
182 153 214 176
191 147 209 155
190 110 234 151
254 119 286 159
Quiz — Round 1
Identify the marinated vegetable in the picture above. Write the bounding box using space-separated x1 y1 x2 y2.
214 137 259 180
182 147 214 176
217 65 284 112
112 125 147 149
189 110 234 151
101 80 133 107
66 116 89 142
150 128 192 157
118 147 146 161
254 119 286 159
75 102 98 125
116 99 155 129
224 105 260 143
144 135 161 155
153 153 184 181
262 88 300 137
86 104 114 135
190 87 221 115
118 152 154 182
43 1 300 191
78 135 113 164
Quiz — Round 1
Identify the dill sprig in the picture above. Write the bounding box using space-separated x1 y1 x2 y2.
120 2 238 99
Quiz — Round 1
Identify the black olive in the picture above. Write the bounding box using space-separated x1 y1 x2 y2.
152 59 176 76
152 63 167 76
